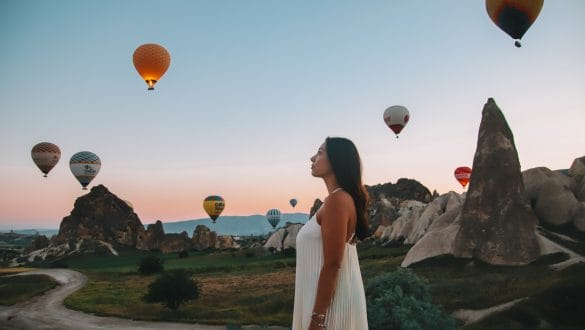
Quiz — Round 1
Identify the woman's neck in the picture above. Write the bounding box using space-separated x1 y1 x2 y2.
323 175 341 194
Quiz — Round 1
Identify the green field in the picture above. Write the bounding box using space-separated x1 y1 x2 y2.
3 241 585 328
0 274 59 305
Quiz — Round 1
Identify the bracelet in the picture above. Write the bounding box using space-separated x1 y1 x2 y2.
310 317 325 328
311 312 325 320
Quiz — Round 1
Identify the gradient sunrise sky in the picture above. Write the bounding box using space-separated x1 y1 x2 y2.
1 1 584 229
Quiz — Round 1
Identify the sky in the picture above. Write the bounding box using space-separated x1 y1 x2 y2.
1 1 584 229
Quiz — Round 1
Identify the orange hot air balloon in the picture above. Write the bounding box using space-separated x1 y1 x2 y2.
486 0 544 47
133 43 171 90
454 166 472 188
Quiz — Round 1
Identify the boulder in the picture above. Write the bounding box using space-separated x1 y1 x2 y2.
264 223 303 251
160 231 191 253
191 225 218 251
570 156 585 202
136 220 165 251
401 206 463 267
453 98 540 265
572 202 585 231
366 178 432 204
534 178 578 226
215 235 239 250
569 156 585 187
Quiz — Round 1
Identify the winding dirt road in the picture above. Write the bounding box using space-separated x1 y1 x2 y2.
0 269 282 330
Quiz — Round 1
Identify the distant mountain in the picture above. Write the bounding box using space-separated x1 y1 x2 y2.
152 213 310 237
1 213 311 240
1 229 59 238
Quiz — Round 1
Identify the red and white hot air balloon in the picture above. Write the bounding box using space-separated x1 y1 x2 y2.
383 105 410 138
31 142 61 177
454 166 472 188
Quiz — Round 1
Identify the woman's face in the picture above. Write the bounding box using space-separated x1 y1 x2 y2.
310 142 333 178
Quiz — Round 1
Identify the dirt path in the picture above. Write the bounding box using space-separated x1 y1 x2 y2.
0 269 286 330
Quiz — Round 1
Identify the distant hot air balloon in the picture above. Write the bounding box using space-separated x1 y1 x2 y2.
31 142 61 177
289 198 298 208
266 209 281 229
454 166 472 188
383 105 410 138
133 43 171 90
70 151 101 190
203 195 225 223
486 0 544 47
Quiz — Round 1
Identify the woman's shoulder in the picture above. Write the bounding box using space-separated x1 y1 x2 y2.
323 190 353 212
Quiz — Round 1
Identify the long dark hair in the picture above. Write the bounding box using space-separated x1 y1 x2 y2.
325 137 370 240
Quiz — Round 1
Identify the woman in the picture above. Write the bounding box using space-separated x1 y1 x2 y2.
292 137 369 330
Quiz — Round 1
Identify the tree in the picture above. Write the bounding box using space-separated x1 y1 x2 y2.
138 255 164 275
143 269 199 311
366 268 455 330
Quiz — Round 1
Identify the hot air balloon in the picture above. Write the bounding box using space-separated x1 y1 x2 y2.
289 198 298 208
454 166 472 188
31 142 61 177
383 105 410 138
203 195 225 223
133 43 171 90
70 151 101 190
266 209 281 229
486 0 544 47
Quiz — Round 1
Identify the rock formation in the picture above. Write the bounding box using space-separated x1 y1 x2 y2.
402 98 544 267
264 223 304 251
452 98 540 265
136 220 165 251
57 185 144 247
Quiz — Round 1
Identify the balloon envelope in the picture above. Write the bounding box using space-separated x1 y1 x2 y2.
383 105 410 137
266 209 281 229
289 198 297 208
203 195 225 223
133 43 171 90
70 151 101 190
454 166 472 188
31 142 61 177
486 0 544 47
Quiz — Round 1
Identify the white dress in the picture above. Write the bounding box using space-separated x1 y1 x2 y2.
292 210 368 329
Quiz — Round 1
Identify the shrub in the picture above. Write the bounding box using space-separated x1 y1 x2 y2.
138 255 164 275
143 269 199 311
178 250 189 258
366 268 455 330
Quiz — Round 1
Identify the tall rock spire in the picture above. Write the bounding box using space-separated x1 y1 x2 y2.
453 98 540 265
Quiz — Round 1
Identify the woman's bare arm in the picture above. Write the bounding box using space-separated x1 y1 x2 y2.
312 192 353 317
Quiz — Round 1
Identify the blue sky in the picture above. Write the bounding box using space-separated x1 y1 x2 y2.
1 1 584 228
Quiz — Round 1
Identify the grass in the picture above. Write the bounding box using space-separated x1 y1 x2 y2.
4 240 585 328
0 274 59 305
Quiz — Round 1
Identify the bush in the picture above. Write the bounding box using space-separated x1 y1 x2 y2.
143 269 199 311
178 250 189 258
138 255 164 275
366 268 455 330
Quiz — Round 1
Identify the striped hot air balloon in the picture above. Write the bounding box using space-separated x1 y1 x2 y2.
266 209 281 229
31 142 61 177
70 151 101 190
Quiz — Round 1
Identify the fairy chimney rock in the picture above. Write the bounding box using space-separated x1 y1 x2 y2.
453 98 540 265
